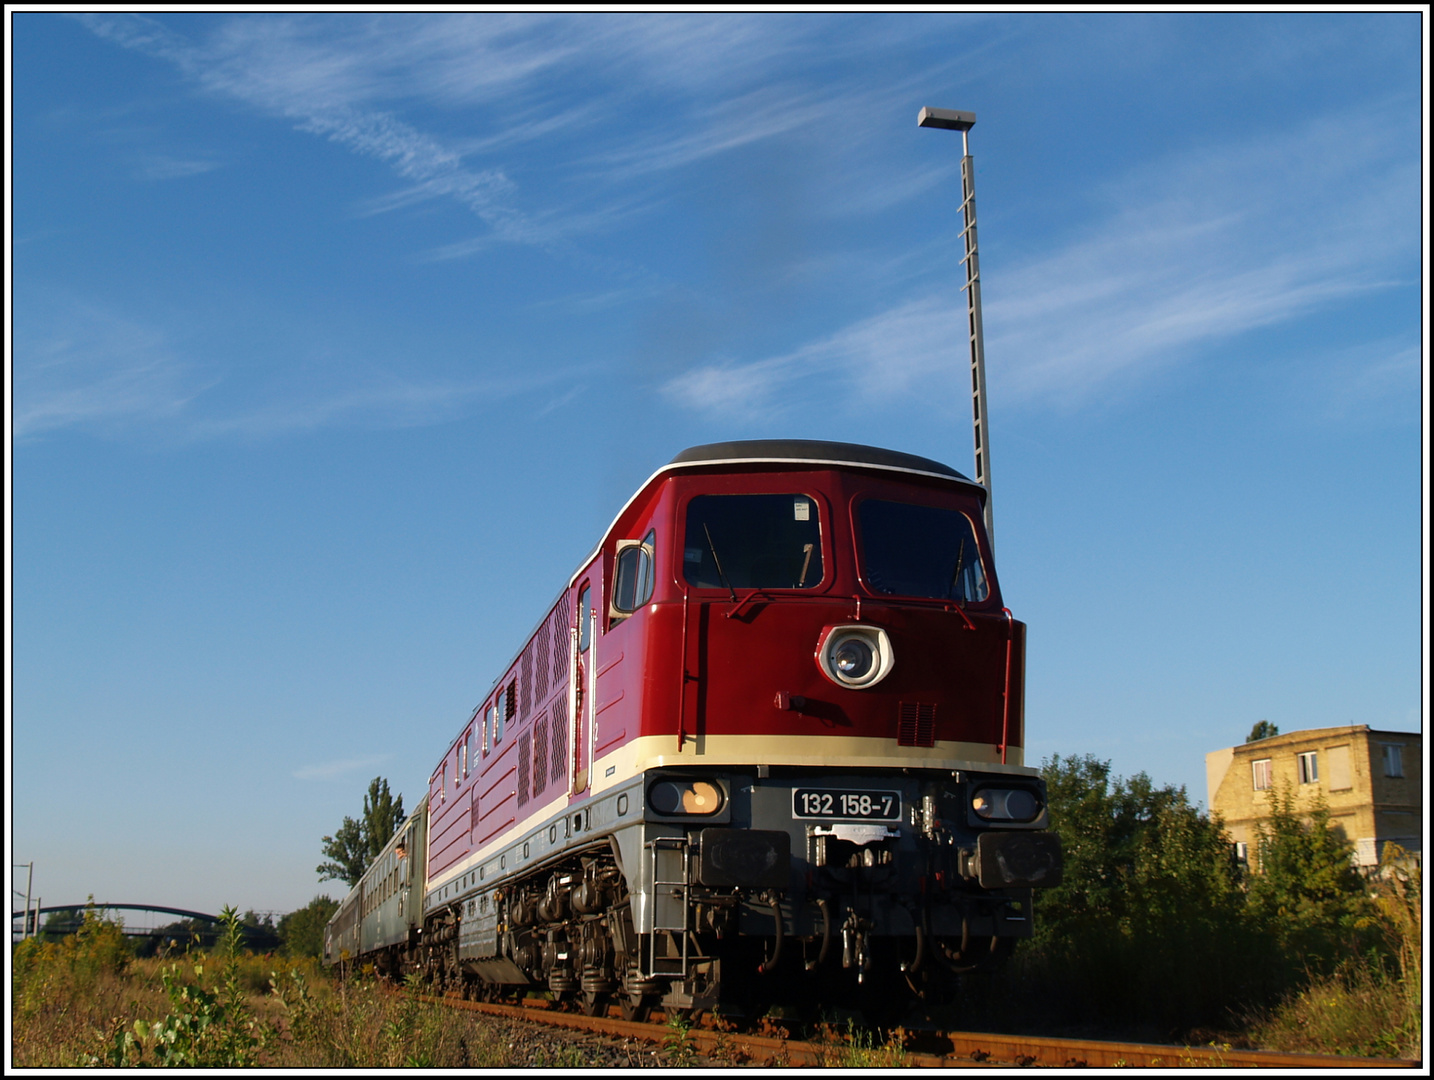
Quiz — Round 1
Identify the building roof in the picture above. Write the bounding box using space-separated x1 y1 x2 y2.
1221 724 1420 755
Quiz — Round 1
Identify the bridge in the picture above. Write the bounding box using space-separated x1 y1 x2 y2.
11 903 282 951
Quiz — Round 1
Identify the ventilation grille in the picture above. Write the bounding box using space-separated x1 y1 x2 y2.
898 702 937 748
549 697 568 785
520 650 533 719
517 730 532 808
552 596 571 686
534 619 551 703
532 714 549 798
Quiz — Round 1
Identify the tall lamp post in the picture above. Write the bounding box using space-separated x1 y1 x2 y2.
918 106 994 552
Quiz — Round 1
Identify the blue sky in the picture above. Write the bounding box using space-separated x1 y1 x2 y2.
9 12 1425 917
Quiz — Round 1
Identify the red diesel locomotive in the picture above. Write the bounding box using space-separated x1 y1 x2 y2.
325 439 1062 1021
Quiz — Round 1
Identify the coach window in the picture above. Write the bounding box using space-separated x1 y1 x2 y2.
857 499 988 604
464 730 473 777
684 495 824 590
484 702 496 754
611 530 656 623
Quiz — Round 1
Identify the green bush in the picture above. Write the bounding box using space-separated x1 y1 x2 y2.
278 894 340 958
1005 755 1266 1031
1246 783 1373 977
12 900 131 1018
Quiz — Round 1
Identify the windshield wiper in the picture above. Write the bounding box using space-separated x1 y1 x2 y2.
950 537 967 603
797 543 815 588
703 523 738 603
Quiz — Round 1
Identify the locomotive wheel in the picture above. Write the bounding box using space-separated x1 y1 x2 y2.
579 990 607 1017
619 993 652 1023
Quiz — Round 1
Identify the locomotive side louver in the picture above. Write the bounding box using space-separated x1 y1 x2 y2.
898 702 937 747
517 730 531 808
548 698 567 786
532 715 549 797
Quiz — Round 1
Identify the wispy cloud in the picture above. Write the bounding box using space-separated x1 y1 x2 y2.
292 755 389 781
132 154 223 181
184 370 548 441
663 106 1419 419
12 293 579 442
72 14 953 253
12 298 215 440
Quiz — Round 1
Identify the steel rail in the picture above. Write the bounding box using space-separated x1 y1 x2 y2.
422 993 1419 1069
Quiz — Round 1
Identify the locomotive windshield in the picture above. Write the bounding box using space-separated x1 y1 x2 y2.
857 498 989 603
684 494 824 590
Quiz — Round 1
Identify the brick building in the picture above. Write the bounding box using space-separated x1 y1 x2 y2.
1206 725 1422 868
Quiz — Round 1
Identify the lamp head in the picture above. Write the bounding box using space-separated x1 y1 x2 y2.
918 107 976 132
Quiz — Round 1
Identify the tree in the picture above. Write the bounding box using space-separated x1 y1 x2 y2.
1247 782 1369 973
1021 755 1259 1027
277 895 340 958
1247 720 1279 742
317 776 405 887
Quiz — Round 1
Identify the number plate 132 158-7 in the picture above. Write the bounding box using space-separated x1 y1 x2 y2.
792 788 900 821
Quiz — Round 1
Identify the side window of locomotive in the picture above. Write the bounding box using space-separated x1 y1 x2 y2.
683 494 824 590
610 530 656 620
856 499 989 603
578 584 592 651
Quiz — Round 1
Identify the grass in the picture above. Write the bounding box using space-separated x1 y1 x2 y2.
12 871 1421 1067
1247 961 1422 1060
10 906 576 1068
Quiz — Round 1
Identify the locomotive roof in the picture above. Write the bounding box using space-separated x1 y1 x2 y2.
668 439 972 484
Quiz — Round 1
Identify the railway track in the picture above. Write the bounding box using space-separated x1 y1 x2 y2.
422 992 1419 1068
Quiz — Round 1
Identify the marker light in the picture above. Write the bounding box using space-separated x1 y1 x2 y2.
971 787 1042 823
649 779 725 816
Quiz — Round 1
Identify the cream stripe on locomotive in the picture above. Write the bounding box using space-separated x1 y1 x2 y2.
594 732 1028 788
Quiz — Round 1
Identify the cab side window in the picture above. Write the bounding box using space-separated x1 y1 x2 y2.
610 529 656 622
578 584 592 652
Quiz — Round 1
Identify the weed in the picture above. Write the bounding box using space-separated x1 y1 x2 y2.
88 906 268 1067
662 1011 697 1066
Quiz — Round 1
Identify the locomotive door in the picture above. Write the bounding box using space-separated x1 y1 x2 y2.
569 579 594 795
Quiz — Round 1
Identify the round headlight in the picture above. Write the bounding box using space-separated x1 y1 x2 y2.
833 637 875 681
816 625 894 689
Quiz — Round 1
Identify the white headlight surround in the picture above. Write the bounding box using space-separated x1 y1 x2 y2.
815 625 895 689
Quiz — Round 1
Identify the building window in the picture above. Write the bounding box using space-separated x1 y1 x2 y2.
1252 758 1273 791
1382 744 1404 778
1234 841 1249 864
1298 751 1318 785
